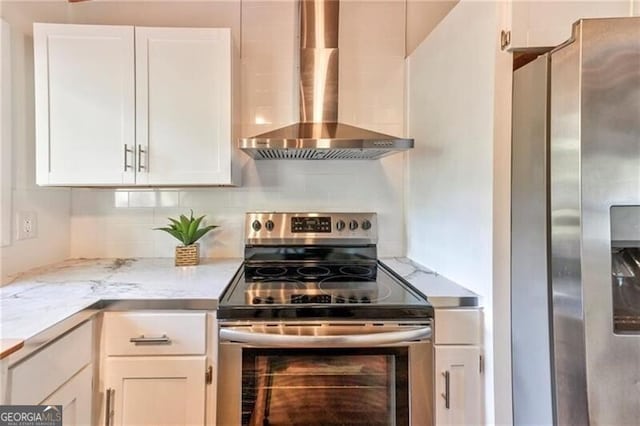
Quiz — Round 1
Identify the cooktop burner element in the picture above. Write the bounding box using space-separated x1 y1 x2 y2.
218 212 432 320
246 263 377 282
254 266 288 277
339 265 376 277
297 266 332 277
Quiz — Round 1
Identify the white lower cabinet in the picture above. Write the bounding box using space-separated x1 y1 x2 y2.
434 345 482 425
104 356 206 426
41 365 93 426
7 321 93 417
100 311 211 426
433 308 483 425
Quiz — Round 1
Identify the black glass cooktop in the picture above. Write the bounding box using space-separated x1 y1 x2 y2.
218 261 433 320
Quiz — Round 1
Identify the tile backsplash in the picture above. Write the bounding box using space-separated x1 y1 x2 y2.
70 156 406 259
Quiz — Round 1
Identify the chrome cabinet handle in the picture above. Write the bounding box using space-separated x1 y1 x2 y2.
441 370 450 409
219 326 431 348
137 145 146 172
105 388 115 426
129 334 171 344
123 145 133 171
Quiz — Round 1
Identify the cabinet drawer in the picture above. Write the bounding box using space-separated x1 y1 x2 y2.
434 308 482 345
104 312 206 356
9 321 92 404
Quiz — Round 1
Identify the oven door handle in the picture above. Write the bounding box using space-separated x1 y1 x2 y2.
219 326 432 347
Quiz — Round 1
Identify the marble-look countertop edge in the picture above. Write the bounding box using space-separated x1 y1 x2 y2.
1 257 244 343
380 257 481 308
2 255 480 359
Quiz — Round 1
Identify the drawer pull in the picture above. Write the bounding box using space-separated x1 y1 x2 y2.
129 334 171 345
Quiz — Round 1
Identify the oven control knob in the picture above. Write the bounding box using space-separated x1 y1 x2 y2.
348 295 358 304
265 220 275 231
336 220 346 231
361 220 372 230
252 220 262 231
265 296 274 304
252 297 261 305
349 220 359 231
361 296 371 303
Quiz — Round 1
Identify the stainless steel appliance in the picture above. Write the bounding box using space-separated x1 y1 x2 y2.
511 17 640 425
217 213 433 426
238 0 414 160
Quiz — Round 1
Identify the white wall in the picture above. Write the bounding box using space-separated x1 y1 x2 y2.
0 22 71 285
68 0 408 259
1 19 11 248
405 0 458 56
406 1 512 423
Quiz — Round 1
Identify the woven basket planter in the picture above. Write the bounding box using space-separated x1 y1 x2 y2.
175 243 200 266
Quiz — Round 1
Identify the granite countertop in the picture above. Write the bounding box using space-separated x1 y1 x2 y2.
380 257 480 308
0 258 242 342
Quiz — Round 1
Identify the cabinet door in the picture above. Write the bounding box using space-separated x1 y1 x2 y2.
33 23 135 185
509 1 631 49
105 356 205 426
434 346 482 426
41 365 92 426
135 27 232 186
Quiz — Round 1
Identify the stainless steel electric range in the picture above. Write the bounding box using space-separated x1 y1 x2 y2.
217 213 434 426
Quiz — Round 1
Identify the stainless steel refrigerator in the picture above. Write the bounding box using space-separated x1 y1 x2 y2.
511 17 640 425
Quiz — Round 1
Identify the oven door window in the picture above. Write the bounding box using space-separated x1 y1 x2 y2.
241 348 409 426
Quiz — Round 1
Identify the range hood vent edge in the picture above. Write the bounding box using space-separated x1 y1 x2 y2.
238 0 414 160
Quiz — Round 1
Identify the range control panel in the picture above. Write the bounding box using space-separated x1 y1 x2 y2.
245 212 377 245
291 216 332 233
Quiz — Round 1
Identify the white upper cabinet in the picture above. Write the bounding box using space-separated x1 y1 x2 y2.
135 27 232 186
34 24 235 187
506 0 634 50
34 24 135 186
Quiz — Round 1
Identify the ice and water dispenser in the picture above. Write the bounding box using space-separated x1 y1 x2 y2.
611 206 640 334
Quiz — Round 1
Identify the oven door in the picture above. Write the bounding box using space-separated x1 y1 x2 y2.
217 322 433 426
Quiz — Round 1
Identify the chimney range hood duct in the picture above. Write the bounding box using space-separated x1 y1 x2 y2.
238 0 414 160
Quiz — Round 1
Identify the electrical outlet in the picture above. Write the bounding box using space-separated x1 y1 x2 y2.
16 211 37 240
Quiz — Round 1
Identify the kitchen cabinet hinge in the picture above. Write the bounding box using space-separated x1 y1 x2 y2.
500 30 511 50
479 355 484 374
206 366 213 384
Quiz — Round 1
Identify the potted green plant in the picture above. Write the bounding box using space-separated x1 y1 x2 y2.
155 211 219 266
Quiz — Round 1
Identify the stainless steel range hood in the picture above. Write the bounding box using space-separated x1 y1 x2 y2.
238 0 414 160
